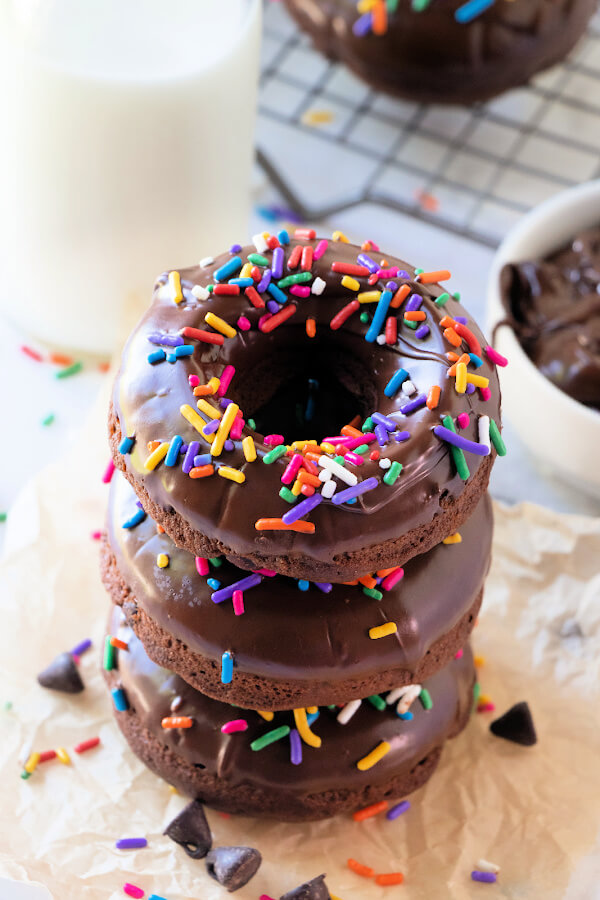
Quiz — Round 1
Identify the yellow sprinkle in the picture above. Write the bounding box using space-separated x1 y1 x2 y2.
341 275 360 291
293 708 322 748
181 404 213 439
168 785 179 795
478 694 492 706
474 655 486 668
211 402 240 457
205 311 237 338
356 740 391 771
369 622 398 640
55 747 71 765
306 706 318 715
443 532 462 544
240 262 253 279
455 361 467 394
144 441 169 471
218 466 246 484
196 399 221 420
205 377 220 394
301 109 334 126
291 439 318 450
242 436 257 462
157 553 169 568
257 710 274 722
168 270 183 304
320 442 336 454
332 230 349 243
466 373 490 388
24 752 41 774
291 479 303 496
357 290 382 304
358 0 377 9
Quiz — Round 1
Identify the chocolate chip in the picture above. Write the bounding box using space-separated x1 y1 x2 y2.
37 653 84 694
164 800 212 859
490 701 537 746
280 873 330 900
205 846 262 892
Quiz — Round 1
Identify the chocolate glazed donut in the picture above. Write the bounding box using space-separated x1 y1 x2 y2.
110 234 502 582
281 0 596 105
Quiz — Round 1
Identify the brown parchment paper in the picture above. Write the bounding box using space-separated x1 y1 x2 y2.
0 389 599 900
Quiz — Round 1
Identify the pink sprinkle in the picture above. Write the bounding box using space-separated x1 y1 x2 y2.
346 433 375 449
90 530 102 541
457 413 470 429
217 365 235 398
221 717 248 734
188 374 200 388
477 702 496 713
71 654 81 665
454 648 464 660
230 416 245 440
366 239 380 251
232 590 245 616
480 387 491 402
323 435 353 446
237 316 251 331
290 285 311 298
253 568 277 577
313 239 329 260
102 459 115 484
381 567 404 591
123 884 144 899
195 557 209 576
281 453 304 485
377 267 399 279
344 452 364 466
485 346 508 367
260 896 277 900
264 434 284 446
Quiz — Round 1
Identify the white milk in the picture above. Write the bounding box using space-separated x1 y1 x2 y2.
0 0 261 352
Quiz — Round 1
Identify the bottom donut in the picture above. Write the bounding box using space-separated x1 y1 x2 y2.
104 606 476 822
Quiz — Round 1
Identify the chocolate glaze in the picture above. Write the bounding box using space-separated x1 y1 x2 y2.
111 238 500 574
500 227 600 410
107 473 492 685
107 606 476 796
282 0 596 105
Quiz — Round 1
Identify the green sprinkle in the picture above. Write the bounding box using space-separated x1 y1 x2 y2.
250 725 290 751
279 486 296 504
411 0 430 8
453 291 461 301
209 557 223 568
434 292 450 306
333 455 345 465
489 419 507 456
20 770 31 780
362 417 373 433
327 705 337 711
55 361 82 379
207 284 214 292
414 267 424 274
247 418 256 430
263 445 287 464
362 587 383 601
442 415 470 481
247 253 269 266
473 681 481 703
41 413 55 426
353 443 369 455
383 461 402 485
368 694 386 711
387 0 400 10
419 688 433 710
0 512 6 523
4 701 13 711
277 272 312 288
404 320 418 330
103 635 115 671
359 311 370 324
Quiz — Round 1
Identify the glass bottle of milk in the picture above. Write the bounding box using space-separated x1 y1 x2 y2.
0 0 262 353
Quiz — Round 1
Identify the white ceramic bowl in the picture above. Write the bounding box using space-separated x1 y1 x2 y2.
487 179 600 497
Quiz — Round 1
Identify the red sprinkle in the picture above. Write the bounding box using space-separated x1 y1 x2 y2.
38 750 57 764
245 286 265 309
287 245 302 269
20 345 44 362
330 300 360 330
454 322 482 357
294 228 316 240
353 800 388 822
369 450 380 461
181 327 224 346
259 304 296 333
213 284 240 296
74 737 100 754
331 262 370 277
385 316 397 344
301 245 313 271
348 859 374 878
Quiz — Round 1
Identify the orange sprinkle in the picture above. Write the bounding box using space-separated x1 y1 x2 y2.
415 188 439 213
98 360 111 373
376 567 397 578
417 269 451 284
304 451 322 463
110 638 129 651
348 859 375 878
404 310 426 322
447 353 470 376
348 414 362 428
358 574 377 590
446 351 460 362
189 465 214 479
426 385 441 410
147 440 161 452
341 424 363 439
352 800 388 822
255 518 315 534
161 716 193 729
306 317 316 338
440 314 456 329
297 470 321 488
443 327 462 347
50 352 74 366
391 284 411 309
194 384 217 397
372 0 388 35
343 579 359 585
156 524 165 534
376 872 404 886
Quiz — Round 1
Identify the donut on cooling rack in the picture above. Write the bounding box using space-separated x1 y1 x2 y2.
109 230 505 583
281 0 597 105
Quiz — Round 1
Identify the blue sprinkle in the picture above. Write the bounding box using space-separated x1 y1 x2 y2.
228 277 253 287
221 651 233 684
147 349 166 365
165 435 183 466
267 282 288 305
384 368 409 398
307 711 320 726
469 353 483 368
111 688 128 712
174 344 194 358
214 256 242 282
365 289 393 342
398 711 413 721
207 578 221 590
278 229 290 245
166 352 177 363
297 579 310 591
122 508 146 529
118 435 135 454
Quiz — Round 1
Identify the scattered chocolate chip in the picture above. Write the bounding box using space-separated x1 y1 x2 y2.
280 873 330 900
490 701 537 746
164 799 212 859
37 653 84 694
205 846 262 892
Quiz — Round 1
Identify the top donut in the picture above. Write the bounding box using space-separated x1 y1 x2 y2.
110 231 504 582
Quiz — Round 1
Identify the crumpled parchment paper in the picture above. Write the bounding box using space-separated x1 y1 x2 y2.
1 390 599 900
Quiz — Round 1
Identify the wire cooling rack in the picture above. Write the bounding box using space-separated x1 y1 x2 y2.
256 3 600 248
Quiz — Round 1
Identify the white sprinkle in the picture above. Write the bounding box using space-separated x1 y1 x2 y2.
318 468 332 481
318 455 358 486
311 276 326 296
401 380 416 396
18 741 33 766
321 479 336 499
396 684 422 715
378 458 391 470
376 334 386 345
478 415 491 452
191 285 210 301
386 683 421 705
252 233 269 253
476 859 501 875
199 256 214 268
337 699 361 725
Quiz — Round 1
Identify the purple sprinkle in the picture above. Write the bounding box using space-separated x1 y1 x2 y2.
257 270 272 293
180 443 189 454
415 324 430 339
398 270 410 279
194 453 212 466
314 582 332 593
147 332 184 347
211 573 262 604
399 394 427 415
224 439 234 451
272 246 284 280
290 728 302 765
405 294 423 312
230 243 242 254
454 315 468 325
136 500 144 509
375 423 389 447
183 441 200 474
471 872 497 884
70 638 92 657
331 476 379 506
266 299 280 314
281 493 323 525
357 252 379 273
433 425 490 456
220 398 233 408
386 280 398 293
202 419 220 436
394 431 411 442
352 11 372 36
386 800 411 820
116 838 148 850
371 411 397 431
466 382 476 395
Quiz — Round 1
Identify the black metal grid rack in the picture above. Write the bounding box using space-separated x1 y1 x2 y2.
256 3 600 248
